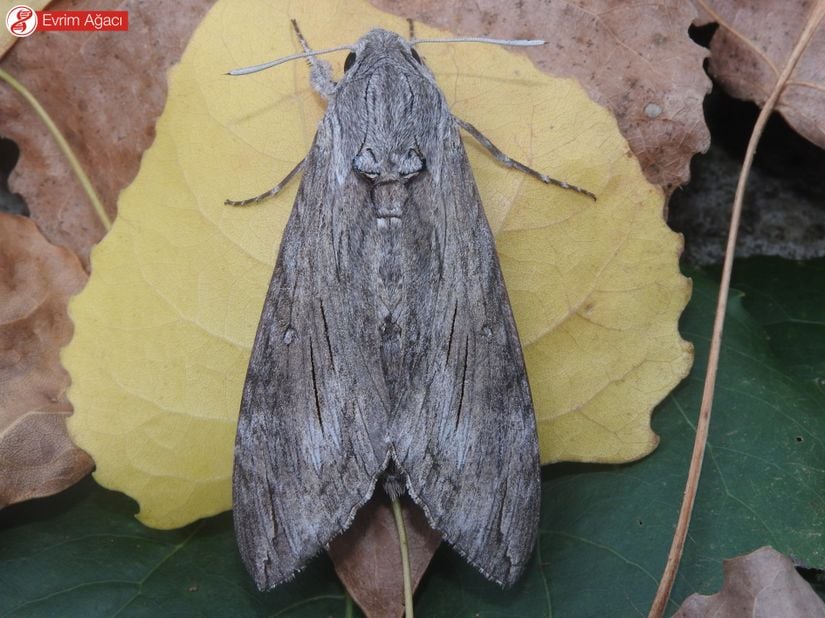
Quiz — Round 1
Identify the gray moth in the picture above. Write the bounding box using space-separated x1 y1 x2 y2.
231 24 590 592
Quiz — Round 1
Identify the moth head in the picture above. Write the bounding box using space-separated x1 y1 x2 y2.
340 28 429 81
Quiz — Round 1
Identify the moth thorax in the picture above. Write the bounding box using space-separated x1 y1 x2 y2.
370 182 409 222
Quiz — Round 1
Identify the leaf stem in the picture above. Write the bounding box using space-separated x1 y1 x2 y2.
391 497 414 618
344 591 354 618
648 2 825 616
0 67 111 231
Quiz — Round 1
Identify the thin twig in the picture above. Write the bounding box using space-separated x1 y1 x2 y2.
391 497 414 618
0 67 112 231
648 2 825 616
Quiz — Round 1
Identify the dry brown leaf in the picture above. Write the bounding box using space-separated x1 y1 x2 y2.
328 495 441 618
0 0 215 266
695 0 825 149
0 212 92 508
370 0 711 193
674 546 825 617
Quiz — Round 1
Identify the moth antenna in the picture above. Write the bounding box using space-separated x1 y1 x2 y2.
410 36 545 47
288 18 336 98
226 44 354 76
290 19 311 55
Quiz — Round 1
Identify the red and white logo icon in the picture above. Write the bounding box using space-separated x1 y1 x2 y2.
5 5 38 37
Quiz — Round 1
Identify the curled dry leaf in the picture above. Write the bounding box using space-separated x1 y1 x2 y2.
674 546 825 617
695 0 825 148
371 0 712 193
0 213 92 508
0 0 215 266
328 495 442 618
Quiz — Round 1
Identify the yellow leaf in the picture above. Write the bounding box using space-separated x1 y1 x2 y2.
64 0 692 529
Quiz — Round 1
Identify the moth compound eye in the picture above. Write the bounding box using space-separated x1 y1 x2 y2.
410 48 422 64
344 52 356 72
353 148 381 181
400 148 426 179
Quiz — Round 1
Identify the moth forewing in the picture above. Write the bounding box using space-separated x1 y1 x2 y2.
232 27 547 591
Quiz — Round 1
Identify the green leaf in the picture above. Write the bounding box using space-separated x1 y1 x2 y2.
1 260 822 616
718 257 825 385
0 479 347 616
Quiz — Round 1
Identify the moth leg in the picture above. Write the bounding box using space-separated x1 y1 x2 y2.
290 19 336 98
407 18 415 40
455 116 597 201
225 158 305 207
